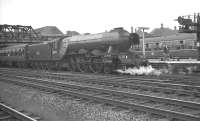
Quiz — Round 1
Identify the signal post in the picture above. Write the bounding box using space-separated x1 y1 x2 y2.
138 27 149 58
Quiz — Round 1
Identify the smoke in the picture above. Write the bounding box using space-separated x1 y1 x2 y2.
116 65 167 76
116 65 198 76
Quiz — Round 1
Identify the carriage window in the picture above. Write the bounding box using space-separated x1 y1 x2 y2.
10 51 13 56
180 40 184 49
18 49 20 56
145 43 149 48
21 49 24 56
155 43 159 50
180 40 183 44
8 52 11 56
14 51 17 56
18 50 20 56
19 49 22 56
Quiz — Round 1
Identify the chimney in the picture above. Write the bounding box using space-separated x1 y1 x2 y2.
131 26 133 33
161 23 164 29
174 26 177 31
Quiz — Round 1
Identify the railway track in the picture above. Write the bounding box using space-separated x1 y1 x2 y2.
1 67 200 85
0 68 200 120
1 68 200 102
0 101 41 121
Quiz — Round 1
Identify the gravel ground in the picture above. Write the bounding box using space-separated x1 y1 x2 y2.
0 81 169 121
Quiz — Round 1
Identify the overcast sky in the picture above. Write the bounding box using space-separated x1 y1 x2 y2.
0 0 200 34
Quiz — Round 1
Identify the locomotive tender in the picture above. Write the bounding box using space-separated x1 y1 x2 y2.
0 27 145 73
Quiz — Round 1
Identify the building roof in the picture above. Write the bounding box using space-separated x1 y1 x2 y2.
35 26 64 36
150 27 177 37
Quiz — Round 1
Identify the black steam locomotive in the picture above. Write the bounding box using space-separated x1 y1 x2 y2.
0 27 147 73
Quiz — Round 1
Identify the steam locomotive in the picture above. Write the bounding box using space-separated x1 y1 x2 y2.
0 27 147 73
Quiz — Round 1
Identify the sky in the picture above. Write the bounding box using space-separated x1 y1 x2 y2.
1 0 200 34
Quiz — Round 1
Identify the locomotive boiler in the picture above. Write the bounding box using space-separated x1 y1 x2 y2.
62 28 134 53
0 27 145 73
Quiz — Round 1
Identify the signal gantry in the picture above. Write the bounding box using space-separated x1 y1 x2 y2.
177 13 200 60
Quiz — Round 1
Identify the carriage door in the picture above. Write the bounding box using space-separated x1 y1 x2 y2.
51 41 59 60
